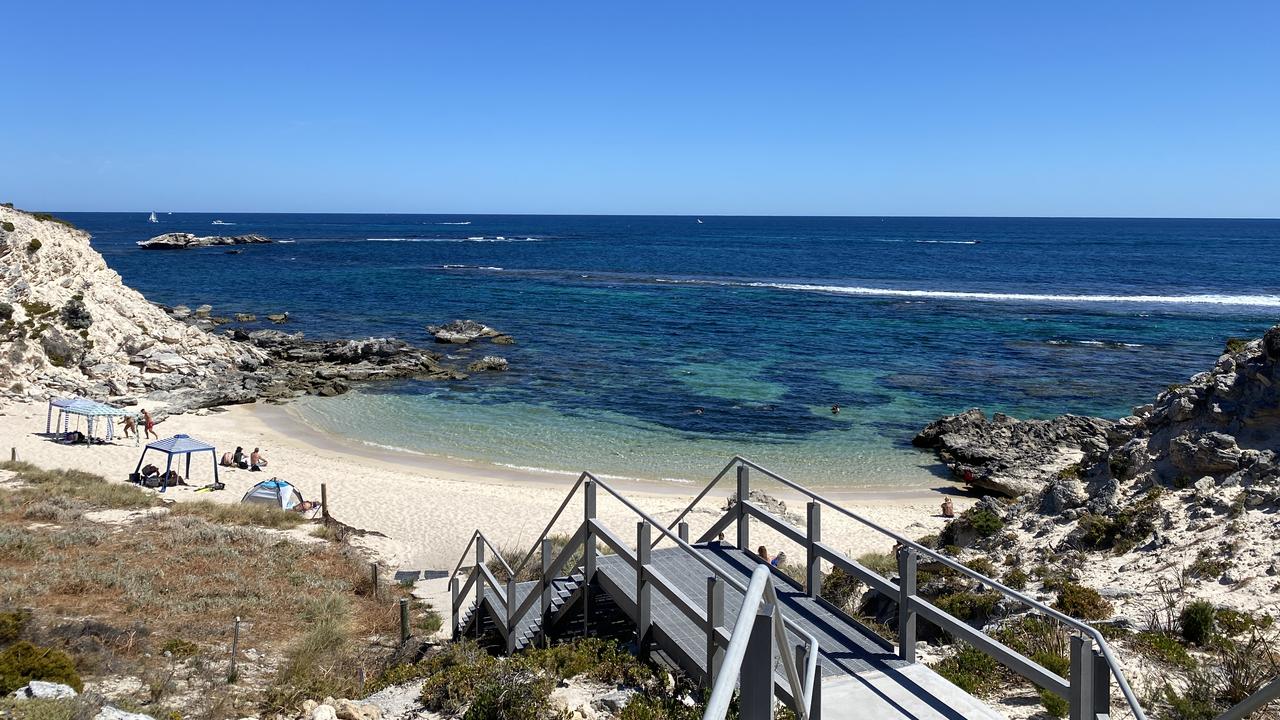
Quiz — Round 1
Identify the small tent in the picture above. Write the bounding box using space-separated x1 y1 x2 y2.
241 479 303 510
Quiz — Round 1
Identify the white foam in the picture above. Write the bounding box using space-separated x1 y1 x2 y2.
915 240 979 245
741 282 1280 307
358 440 428 456
437 221 472 225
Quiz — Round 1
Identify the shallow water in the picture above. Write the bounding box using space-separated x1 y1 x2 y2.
70 213 1280 486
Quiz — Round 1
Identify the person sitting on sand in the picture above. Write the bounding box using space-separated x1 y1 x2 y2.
941 496 955 518
757 546 770 564
771 551 787 568
220 451 234 467
232 446 248 470
141 408 159 440
249 447 267 471
293 500 320 513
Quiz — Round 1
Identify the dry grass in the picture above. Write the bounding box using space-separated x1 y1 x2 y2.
169 500 308 529
0 461 403 717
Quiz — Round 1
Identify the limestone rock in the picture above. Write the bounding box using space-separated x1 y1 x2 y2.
427 319 502 344
11 680 78 700
136 233 272 249
467 356 509 372
95 707 156 720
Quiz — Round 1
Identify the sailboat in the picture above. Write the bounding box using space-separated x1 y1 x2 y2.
148 212 158 223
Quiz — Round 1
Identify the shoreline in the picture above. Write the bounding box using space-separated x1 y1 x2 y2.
0 397 972 572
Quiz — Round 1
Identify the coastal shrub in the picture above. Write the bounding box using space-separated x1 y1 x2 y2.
488 532 588 583
264 593 359 710
0 609 30 644
1002 567 1028 591
1214 608 1271 637
58 294 91 331
26 238 41 253
523 636 655 687
29 213 74 228
1133 631 1195 669
940 506 1004 548
1053 582 1112 620
963 556 996 577
18 301 53 318
1180 600 1216 646
0 221 14 232
0 303 11 322
914 533 940 550
417 641 505 714
1187 548 1230 581
0 641 82 694
0 461 155 510
995 615 1069 662
1073 489 1163 554
1224 337 1249 354
930 643 1003 696
819 566 862 612
857 550 897 577
935 591 1000 624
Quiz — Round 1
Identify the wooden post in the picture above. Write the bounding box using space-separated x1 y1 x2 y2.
806 502 822 598
1069 635 1093 720
228 616 241 682
897 547 917 662
583 481 596 636
636 521 652 657
9 448 16 462
736 464 750 551
541 538 553 647
706 576 725 685
370 562 379 600
320 483 329 520
742 604 775 720
399 597 410 646
450 576 460 640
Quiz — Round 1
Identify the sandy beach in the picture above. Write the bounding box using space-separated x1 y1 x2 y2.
0 398 971 573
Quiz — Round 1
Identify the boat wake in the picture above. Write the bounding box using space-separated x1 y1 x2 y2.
437 221 472 225
743 282 1280 307
365 236 541 243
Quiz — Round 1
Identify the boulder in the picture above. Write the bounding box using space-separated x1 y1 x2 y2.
194 304 213 318
95 707 156 720
467 356 509 372
427 319 502 344
334 698 381 720
267 313 289 323
11 680 78 700
1170 432 1243 477
235 313 257 323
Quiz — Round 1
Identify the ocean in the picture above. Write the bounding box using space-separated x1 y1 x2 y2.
67 212 1280 487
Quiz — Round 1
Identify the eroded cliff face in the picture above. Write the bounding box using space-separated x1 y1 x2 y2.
0 206 263 402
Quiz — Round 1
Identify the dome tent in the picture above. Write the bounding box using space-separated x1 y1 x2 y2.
241 479 303 510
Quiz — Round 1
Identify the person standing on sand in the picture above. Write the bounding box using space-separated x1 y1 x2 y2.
120 415 135 439
141 408 158 440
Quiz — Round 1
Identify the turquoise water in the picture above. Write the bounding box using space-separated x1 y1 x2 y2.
72 213 1280 487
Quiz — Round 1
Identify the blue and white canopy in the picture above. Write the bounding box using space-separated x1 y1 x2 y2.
45 396 136 444
134 433 220 491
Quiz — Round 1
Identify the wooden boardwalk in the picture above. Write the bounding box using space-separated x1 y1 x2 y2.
463 542 1004 719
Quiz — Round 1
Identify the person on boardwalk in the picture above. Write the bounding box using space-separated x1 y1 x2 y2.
141 409 158 440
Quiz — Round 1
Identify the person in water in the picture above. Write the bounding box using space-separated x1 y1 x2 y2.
141 408 158 440
831 404 841 415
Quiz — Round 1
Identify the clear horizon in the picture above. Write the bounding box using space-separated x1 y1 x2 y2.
3 1 1278 218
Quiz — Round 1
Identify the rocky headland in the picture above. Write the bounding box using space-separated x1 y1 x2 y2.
136 232 273 249
0 206 508 417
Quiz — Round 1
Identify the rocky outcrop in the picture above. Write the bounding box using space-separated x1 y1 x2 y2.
426 319 510 344
917 326 1280 502
913 410 1112 496
136 232 272 249
466 356 508 372
0 206 484 415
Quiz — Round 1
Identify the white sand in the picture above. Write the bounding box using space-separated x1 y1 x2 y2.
0 399 970 572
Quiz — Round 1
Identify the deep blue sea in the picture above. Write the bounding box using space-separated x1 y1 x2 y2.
65 212 1280 486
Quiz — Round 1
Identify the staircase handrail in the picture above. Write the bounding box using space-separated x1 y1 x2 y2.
449 529 516 581
726 456 1148 720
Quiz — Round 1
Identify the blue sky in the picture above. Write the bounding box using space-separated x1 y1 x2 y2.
1 2 1277 216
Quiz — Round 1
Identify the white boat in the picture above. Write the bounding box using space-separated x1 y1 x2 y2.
696 218 703 224
211 220 234 225
148 212 158 223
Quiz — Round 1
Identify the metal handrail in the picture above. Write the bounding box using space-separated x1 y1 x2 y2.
588 472 821 657
449 529 517 581
675 456 1150 720
703 565 814 720
508 472 589 578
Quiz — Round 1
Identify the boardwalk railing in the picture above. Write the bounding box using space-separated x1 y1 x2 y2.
449 471 821 720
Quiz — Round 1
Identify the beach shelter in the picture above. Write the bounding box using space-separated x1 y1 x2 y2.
45 397 135 445
241 479 303 510
134 434 219 492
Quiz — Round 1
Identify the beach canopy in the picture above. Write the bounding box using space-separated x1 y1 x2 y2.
241 479 303 510
45 397 135 445
134 433 219 491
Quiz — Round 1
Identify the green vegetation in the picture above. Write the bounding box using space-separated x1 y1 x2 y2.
1002 567 1028 591
1053 582 1112 620
940 506 1004 547
857 550 897 577
930 643 1003 696
265 593 360 711
1180 600 1216 646
935 591 1000 623
1186 548 1230 581
0 303 11 322
819 566 862 612
1073 488 1163 554
962 556 996 577
28 213 74 229
26 238 41 253
18 301 54 318
0 610 29 645
58 294 91 331
0 461 156 511
0 641 82 694
1133 631 1195 669
1224 337 1249 354
1214 608 1272 638
488 532 590 583
0 221 14 232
